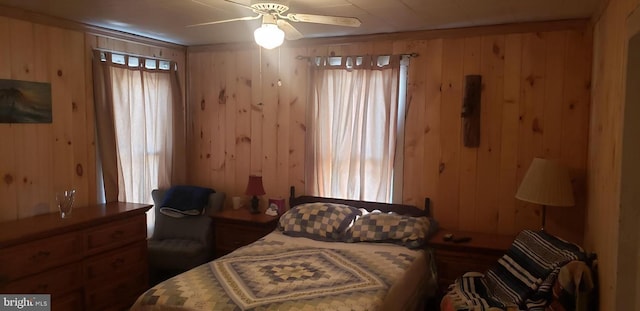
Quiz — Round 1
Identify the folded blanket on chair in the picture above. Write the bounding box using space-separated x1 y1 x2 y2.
444 230 587 311
159 185 214 217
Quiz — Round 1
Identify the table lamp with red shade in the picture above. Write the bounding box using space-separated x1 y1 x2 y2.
245 175 266 214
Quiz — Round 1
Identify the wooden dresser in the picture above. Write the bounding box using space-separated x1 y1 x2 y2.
210 208 279 257
0 202 151 311
429 229 515 292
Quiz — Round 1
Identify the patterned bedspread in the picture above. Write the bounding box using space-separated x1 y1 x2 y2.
131 231 434 311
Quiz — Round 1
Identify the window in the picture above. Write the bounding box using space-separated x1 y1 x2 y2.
93 50 184 237
307 55 409 203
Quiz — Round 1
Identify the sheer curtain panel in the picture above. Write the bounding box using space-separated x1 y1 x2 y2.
306 55 406 203
92 50 185 236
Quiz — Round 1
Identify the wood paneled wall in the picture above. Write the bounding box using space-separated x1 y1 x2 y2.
0 11 592 247
0 17 89 221
0 13 186 222
187 21 592 243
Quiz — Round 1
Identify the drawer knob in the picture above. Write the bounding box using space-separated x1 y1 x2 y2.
30 250 51 261
112 283 128 294
111 258 125 268
110 230 124 239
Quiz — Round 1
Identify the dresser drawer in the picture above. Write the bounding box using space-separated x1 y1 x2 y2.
0 232 83 282
215 223 268 252
85 269 147 310
0 263 82 295
86 215 146 255
85 241 147 283
55 290 84 311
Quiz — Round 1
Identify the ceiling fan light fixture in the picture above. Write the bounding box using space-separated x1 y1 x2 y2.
254 23 285 49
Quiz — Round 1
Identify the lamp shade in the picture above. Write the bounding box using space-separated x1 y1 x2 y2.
254 23 285 49
516 158 574 207
245 175 266 196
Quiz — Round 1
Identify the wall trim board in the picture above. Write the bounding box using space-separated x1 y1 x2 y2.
592 0 612 24
628 4 640 38
0 4 186 52
614 3 640 309
188 19 590 53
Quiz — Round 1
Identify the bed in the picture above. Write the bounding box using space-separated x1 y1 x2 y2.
131 190 438 311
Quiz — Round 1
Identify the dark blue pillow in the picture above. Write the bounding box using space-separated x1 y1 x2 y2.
160 186 214 212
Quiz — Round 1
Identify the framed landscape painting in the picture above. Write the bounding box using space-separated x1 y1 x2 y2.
0 79 52 123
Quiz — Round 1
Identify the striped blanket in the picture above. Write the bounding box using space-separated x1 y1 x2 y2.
443 230 586 311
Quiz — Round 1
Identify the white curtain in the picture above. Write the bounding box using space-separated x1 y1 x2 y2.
307 55 405 202
93 51 185 237
110 67 172 204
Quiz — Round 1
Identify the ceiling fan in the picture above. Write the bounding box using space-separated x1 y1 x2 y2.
188 0 362 49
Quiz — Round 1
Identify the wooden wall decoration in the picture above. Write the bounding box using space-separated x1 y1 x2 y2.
461 74 481 147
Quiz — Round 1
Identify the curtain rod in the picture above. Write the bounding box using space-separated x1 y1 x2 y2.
93 48 173 62
296 52 418 61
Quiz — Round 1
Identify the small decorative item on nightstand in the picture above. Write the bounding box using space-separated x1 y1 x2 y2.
232 196 243 210
269 198 286 215
245 175 266 214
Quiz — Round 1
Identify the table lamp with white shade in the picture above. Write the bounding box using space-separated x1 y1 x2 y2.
515 158 575 231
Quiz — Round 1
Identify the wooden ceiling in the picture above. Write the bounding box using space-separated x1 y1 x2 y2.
0 0 599 46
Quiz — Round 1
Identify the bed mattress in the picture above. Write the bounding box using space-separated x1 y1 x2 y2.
131 231 435 311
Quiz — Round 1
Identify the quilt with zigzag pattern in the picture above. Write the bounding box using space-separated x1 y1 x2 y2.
131 231 434 311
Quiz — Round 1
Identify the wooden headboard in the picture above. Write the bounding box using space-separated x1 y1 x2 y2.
288 187 431 217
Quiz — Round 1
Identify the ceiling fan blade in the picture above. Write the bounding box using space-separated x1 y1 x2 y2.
191 0 225 12
186 14 261 27
276 19 304 40
285 13 361 27
224 0 269 15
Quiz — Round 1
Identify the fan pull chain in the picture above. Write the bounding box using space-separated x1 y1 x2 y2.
277 47 282 87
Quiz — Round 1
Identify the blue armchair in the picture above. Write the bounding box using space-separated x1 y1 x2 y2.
148 188 225 284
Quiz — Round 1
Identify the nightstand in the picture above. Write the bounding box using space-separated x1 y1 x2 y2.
429 229 514 292
210 208 279 257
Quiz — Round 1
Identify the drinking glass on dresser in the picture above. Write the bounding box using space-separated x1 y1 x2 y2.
56 189 76 218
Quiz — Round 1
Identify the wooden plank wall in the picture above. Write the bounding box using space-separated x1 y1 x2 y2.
187 21 592 243
0 17 89 221
0 14 186 222
0 14 592 248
